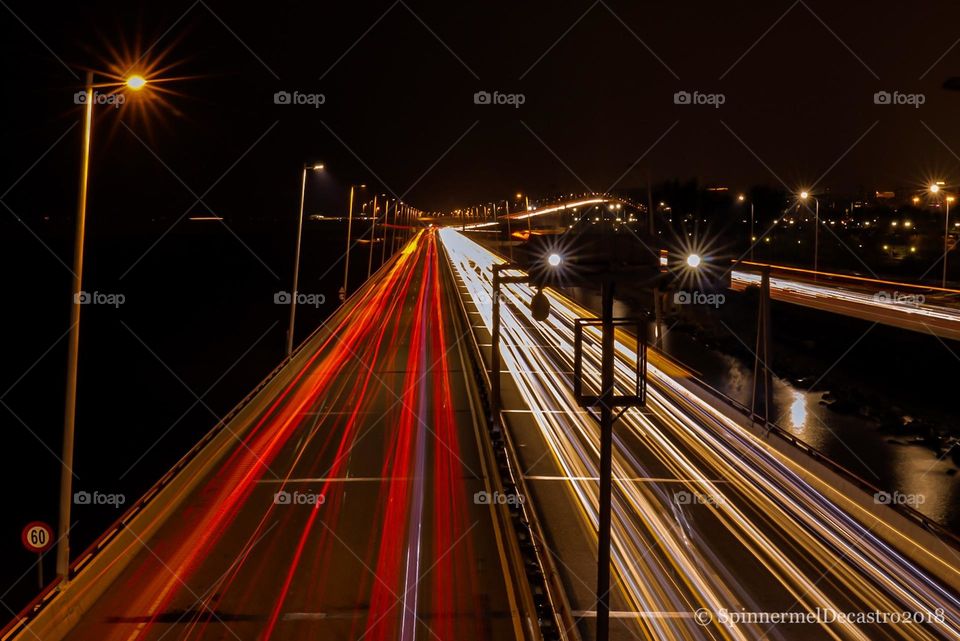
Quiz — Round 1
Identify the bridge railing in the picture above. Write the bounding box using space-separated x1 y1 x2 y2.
733 259 960 298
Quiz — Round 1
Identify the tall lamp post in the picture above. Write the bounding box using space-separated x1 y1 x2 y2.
738 193 755 260
930 183 953 287
799 191 819 275
948 196 955 288
517 192 531 233
286 163 325 356
370 196 387 278
503 198 515 260
342 184 366 300
382 199 397 264
58 71 149 582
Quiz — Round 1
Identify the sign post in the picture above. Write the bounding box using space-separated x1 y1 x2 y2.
22 521 54 589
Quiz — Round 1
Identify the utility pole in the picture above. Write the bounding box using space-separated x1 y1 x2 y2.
504 200 514 260
595 278 615 641
751 266 773 426
379 198 390 266
342 185 356 299
286 167 308 356
367 195 378 278
58 70 94 582
571 277 647 641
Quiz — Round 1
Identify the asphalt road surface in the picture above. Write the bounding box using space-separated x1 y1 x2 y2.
442 228 960 641
58 230 525 641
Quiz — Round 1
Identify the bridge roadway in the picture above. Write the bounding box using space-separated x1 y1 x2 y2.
441 228 960 641
14 222 960 641
42 230 529 641
730 261 960 341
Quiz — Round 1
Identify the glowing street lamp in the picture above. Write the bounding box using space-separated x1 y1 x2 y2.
125 74 147 90
686 253 702 269
287 162 326 356
342 184 367 300
930 183 953 286
799 190 820 274
58 69 157 582
547 253 562 267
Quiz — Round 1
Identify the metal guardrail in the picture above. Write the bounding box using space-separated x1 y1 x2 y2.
439 240 578 641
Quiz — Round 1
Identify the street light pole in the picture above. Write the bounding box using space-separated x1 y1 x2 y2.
524 195 531 234
504 199 514 260
738 194 755 261
799 192 819 277
814 198 820 275
286 164 324 355
56 71 150 582
392 204 400 255
382 200 392 264
370 197 383 278
944 197 952 288
342 185 358 299
57 70 95 581
286 166 308 356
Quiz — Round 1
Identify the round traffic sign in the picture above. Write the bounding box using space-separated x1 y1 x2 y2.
21 522 54 554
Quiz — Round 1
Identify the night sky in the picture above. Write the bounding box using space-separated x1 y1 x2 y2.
4 1 960 220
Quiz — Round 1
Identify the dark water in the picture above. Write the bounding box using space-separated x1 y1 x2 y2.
563 286 960 534
1 217 374 615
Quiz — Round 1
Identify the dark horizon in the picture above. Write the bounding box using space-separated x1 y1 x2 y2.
4 1 960 220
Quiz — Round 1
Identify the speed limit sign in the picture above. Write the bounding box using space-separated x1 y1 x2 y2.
21 522 54 554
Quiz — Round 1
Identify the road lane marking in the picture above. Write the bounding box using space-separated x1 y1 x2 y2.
572 610 696 619
524 475 729 483
257 476 409 483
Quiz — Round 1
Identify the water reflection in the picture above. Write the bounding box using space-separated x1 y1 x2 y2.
789 391 807 431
